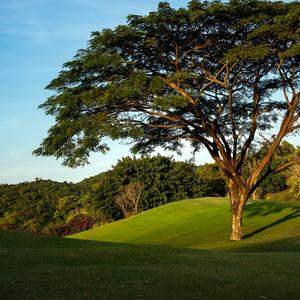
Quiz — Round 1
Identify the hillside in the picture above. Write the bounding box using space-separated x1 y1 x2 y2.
70 197 300 251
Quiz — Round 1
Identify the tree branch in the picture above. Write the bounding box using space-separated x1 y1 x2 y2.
247 94 299 188
160 77 198 106
237 83 260 171
250 158 299 196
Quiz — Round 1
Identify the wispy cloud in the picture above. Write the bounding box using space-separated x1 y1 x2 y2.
0 1 93 44
0 28 89 42
0 1 168 46
0 117 20 128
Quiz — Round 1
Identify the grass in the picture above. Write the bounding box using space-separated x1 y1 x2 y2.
1 197 300 299
70 197 300 251
1 230 300 300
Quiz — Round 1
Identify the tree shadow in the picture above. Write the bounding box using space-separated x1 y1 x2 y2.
235 236 300 252
243 201 300 239
244 201 299 217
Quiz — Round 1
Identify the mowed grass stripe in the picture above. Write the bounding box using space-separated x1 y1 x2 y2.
70 197 300 251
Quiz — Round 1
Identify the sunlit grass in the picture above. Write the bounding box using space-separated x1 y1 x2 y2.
70 197 300 251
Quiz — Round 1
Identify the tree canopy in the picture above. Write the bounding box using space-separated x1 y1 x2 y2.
34 0 300 240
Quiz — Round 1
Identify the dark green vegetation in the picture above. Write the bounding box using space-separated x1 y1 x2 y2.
0 180 79 233
0 156 227 236
1 198 299 299
34 0 300 240
1 143 299 237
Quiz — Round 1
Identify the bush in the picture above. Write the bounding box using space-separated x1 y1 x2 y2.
259 173 287 196
90 156 211 218
264 190 299 202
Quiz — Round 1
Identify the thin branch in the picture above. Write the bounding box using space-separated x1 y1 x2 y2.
181 39 214 60
141 109 181 123
175 44 180 87
200 63 228 93
147 124 183 129
259 133 273 145
160 77 197 107
227 89 238 163
277 64 292 108
247 101 297 188
250 158 299 195
289 122 300 133
237 89 260 171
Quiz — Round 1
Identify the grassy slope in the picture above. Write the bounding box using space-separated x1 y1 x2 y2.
1 230 300 300
70 197 300 251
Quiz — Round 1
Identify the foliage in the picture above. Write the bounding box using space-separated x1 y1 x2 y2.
259 173 287 196
47 213 96 236
264 190 299 203
89 155 218 219
0 155 227 235
240 141 298 199
287 164 300 198
33 0 300 175
0 179 79 232
33 0 300 239
197 163 227 196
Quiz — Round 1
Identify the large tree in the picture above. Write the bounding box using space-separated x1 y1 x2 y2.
34 0 300 240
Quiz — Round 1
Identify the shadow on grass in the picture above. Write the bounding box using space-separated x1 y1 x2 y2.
243 201 300 239
244 210 300 239
244 201 299 217
237 235 300 252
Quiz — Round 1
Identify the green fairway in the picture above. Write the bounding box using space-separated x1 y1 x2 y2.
1 198 300 299
1 229 300 300
70 197 300 251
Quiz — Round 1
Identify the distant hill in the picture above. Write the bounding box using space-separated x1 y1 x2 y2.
0 179 79 232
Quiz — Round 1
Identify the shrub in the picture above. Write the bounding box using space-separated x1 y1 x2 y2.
264 190 299 202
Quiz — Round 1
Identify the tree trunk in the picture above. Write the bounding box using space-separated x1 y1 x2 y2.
229 180 247 241
251 190 257 200
230 206 243 240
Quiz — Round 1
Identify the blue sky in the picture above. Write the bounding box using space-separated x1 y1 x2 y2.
0 0 214 184
1 1 298 184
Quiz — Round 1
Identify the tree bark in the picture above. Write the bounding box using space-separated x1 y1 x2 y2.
229 180 247 241
230 206 243 240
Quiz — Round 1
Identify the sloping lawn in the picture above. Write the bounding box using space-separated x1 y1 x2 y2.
70 198 300 251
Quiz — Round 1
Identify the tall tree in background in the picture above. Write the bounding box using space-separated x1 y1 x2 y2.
34 0 300 240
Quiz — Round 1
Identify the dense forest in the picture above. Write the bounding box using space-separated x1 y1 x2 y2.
1 142 299 236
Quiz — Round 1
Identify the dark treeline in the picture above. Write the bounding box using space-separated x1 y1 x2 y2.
0 180 79 233
1 143 299 236
0 156 226 236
